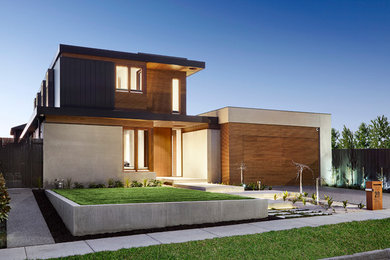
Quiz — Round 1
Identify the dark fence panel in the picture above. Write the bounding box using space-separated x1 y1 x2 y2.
332 149 390 189
0 138 43 188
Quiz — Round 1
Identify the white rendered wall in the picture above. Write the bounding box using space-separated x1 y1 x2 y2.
200 107 332 184
43 123 122 187
182 129 221 183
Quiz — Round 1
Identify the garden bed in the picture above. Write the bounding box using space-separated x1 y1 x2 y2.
46 188 268 236
52 187 251 205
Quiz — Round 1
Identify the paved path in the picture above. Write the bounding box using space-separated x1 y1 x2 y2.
274 185 390 208
1 209 390 260
7 188 54 248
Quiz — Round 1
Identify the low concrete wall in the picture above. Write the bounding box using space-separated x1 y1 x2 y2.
46 190 268 236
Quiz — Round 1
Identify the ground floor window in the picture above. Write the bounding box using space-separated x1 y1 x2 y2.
123 129 149 171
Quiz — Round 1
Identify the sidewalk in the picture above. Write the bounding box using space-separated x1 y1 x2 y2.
2 209 390 260
7 188 54 248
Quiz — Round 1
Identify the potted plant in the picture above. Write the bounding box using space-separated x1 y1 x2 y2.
0 172 11 248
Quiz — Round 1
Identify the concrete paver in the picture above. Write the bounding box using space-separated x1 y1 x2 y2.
25 241 93 260
201 223 267 237
147 228 217 244
0 247 26 260
86 234 160 252
7 188 54 248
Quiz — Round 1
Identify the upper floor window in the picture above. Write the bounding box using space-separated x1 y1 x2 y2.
116 66 143 92
172 78 179 112
116 66 128 90
130 68 142 91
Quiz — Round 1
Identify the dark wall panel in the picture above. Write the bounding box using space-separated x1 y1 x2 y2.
59 56 115 109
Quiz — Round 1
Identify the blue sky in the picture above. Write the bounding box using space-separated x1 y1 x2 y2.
0 0 389 137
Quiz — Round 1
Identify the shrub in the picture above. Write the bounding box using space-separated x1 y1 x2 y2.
114 180 124 188
37 177 42 190
273 194 277 200
244 183 258 190
88 183 105 188
302 198 306 205
143 179 148 187
303 192 308 197
0 173 11 222
107 178 115 188
147 179 162 187
342 200 348 209
131 180 143 187
358 202 365 209
282 191 289 201
268 186 273 190
327 197 333 208
73 182 84 189
65 178 72 189
292 197 298 204
125 178 130 188
311 193 317 201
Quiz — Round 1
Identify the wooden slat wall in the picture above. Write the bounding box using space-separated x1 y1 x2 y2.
153 127 172 177
147 69 186 115
221 123 320 186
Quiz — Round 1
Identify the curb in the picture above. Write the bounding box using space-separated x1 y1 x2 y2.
324 248 390 259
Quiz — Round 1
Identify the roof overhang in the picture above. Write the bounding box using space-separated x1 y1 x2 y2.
50 44 205 76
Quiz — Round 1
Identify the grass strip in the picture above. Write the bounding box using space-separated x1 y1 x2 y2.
48 218 390 259
53 187 251 205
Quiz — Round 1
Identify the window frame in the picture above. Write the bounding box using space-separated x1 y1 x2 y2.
122 127 151 172
172 78 180 113
115 65 144 94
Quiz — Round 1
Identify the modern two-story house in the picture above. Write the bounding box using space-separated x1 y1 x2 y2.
13 44 332 187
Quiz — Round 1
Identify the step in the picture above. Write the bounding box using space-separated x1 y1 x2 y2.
156 177 208 185
173 183 245 193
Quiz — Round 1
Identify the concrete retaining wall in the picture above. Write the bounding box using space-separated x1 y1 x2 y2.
46 190 268 236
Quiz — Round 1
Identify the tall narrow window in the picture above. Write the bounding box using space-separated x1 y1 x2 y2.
123 129 149 171
116 66 128 90
137 130 149 169
131 67 142 91
172 78 179 112
123 130 135 169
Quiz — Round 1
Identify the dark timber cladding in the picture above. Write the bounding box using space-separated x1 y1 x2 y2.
59 56 115 109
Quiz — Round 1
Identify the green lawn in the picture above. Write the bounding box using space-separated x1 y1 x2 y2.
53 187 251 205
49 218 390 259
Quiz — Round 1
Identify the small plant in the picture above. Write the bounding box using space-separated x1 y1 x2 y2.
54 179 64 189
0 173 11 222
73 182 84 189
297 193 303 200
358 202 365 209
292 197 298 204
114 180 124 188
327 197 333 208
143 179 148 187
311 193 317 201
274 194 277 200
131 180 143 187
107 178 115 188
125 178 130 188
95 183 105 188
268 186 273 190
65 178 72 189
342 200 348 210
88 183 97 188
303 192 308 197
324 195 329 201
37 177 42 190
147 179 162 187
283 191 289 201
302 198 306 205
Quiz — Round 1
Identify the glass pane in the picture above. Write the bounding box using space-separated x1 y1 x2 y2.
131 67 142 91
137 130 148 169
172 78 179 112
124 129 134 169
116 66 128 90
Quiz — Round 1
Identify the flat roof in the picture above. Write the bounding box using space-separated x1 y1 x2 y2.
50 44 205 70
200 106 331 116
